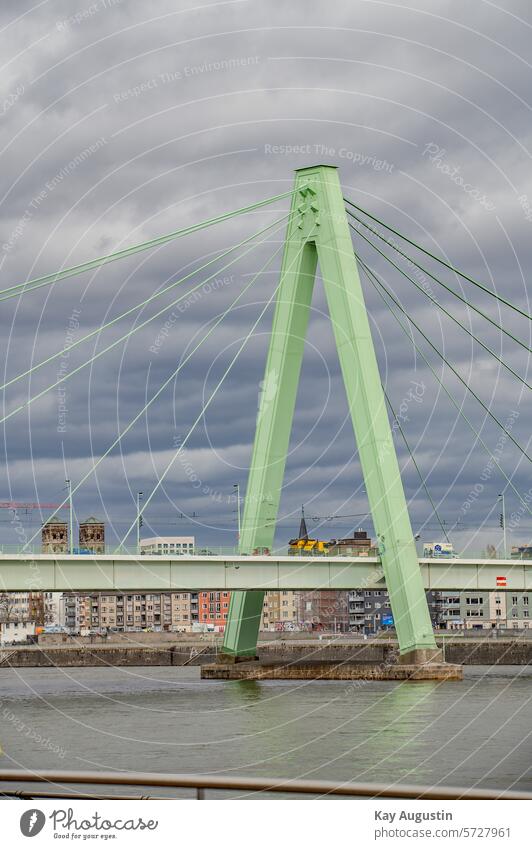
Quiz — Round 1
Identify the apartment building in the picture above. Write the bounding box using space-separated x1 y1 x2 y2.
0 592 30 623
44 592 62 626
198 591 231 631
298 590 350 632
61 591 199 633
349 589 443 633
261 591 299 631
439 591 530 630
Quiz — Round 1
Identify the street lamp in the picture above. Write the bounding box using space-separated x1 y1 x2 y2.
136 491 143 554
498 492 507 557
65 479 73 555
233 483 241 549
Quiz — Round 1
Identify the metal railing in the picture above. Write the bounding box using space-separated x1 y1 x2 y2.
0 770 530 800
0 542 528 559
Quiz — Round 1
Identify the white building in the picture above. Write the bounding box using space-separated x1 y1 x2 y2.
0 620 36 645
44 592 63 626
140 536 195 556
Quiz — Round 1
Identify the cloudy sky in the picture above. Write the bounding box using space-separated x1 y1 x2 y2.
0 0 530 553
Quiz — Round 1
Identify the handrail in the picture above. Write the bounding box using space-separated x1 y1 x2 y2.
0 770 530 800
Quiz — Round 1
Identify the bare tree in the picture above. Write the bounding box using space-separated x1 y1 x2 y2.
0 592 17 623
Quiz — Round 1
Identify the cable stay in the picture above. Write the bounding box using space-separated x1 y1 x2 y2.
356 253 532 467
0 188 300 302
22 236 288 550
120 227 316 548
348 219 532 389
383 386 450 544
0 212 291 395
356 255 532 521
344 196 532 322
347 211 532 356
1 214 291 428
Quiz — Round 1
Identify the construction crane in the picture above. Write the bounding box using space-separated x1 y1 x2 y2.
0 502 67 524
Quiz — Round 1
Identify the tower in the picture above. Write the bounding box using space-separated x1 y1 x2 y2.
222 165 437 662
79 517 105 554
41 515 68 553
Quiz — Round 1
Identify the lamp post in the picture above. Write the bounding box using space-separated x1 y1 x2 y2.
498 492 507 557
234 484 241 550
136 492 143 554
65 479 73 555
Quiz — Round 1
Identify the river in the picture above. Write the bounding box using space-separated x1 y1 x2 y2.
0 666 530 797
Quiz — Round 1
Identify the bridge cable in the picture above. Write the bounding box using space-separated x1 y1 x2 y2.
348 218 532 388
355 252 532 467
0 188 300 302
120 228 316 547
356 255 532 521
382 386 451 544
0 212 291 395
344 196 532 322
21 227 291 551
1 215 290 428
346 210 532 356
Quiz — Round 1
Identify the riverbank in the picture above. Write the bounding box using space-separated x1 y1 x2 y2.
0 638 530 667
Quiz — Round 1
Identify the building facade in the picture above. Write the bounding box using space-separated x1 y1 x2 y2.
41 516 68 553
439 591 530 630
61 591 199 633
79 517 105 553
198 591 231 631
140 536 195 555
261 591 299 630
349 589 443 633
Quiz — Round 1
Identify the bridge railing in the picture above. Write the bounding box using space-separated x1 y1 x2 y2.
0 769 529 800
0 543 526 560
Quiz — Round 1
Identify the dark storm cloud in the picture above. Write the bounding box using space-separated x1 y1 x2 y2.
0 0 530 550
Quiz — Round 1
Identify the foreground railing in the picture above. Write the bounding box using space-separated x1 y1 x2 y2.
0 770 530 800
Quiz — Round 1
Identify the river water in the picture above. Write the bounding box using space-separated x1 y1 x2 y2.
0 666 530 797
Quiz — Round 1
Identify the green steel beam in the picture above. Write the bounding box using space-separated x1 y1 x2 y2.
0 555 528 591
223 166 437 657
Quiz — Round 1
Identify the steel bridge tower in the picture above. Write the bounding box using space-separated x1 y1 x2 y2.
222 165 437 663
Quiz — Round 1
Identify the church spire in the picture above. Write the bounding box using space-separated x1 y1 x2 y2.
298 504 308 541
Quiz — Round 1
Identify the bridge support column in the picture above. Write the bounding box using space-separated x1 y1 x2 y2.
222 165 437 661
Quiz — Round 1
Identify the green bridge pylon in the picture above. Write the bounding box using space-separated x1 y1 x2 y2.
222 165 437 660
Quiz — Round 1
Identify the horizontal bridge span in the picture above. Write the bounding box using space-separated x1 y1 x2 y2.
0 555 529 592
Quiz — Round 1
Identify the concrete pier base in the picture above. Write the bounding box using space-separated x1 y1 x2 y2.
201 659 463 681
398 648 443 665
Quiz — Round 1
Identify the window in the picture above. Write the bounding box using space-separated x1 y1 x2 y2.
512 597 518 605
524 611 529 618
